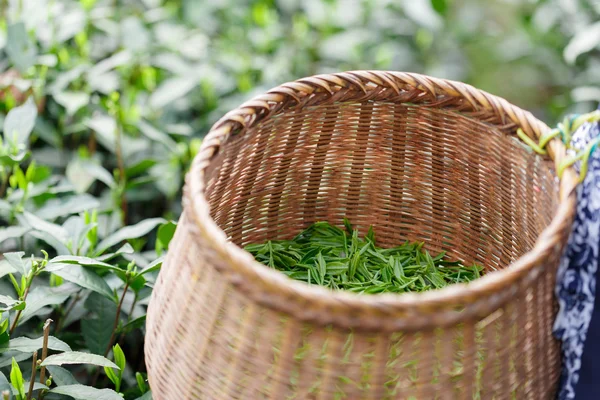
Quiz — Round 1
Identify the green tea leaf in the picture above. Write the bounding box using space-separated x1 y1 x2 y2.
41 352 119 369
0 352 29 369
149 76 198 109
53 92 90 116
3 97 37 146
136 372 147 394
47 264 114 301
49 384 122 400
139 257 164 276
18 286 76 325
9 358 25 400
112 344 126 371
119 315 146 335
135 391 153 400
46 366 78 386
81 293 117 355
247 221 483 294
96 218 166 255
1 336 71 353
35 195 101 220
6 23 37 73
155 221 177 254
0 295 24 312
66 159 116 193
3 253 26 275
0 371 11 398
0 227 29 246
565 21 600 64
49 256 121 272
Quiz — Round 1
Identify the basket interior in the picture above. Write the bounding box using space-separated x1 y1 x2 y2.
204 101 558 274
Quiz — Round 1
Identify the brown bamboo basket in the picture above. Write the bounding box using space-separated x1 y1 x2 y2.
145 71 579 399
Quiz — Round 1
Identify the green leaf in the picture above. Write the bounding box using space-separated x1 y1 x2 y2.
13 381 47 396
104 365 119 387
96 243 135 262
135 391 153 400
149 76 198 109
155 222 176 254
86 114 148 158
81 293 117 355
565 21 600 64
402 0 442 31
138 120 178 152
136 372 147 394
13 166 26 191
35 195 101 220
0 227 29 246
49 65 88 94
49 384 122 400
112 343 126 371
96 218 166 255
149 160 181 198
40 352 119 369
17 212 70 254
18 286 75 325
431 0 447 14
53 91 90 116
0 351 29 369
121 16 151 52
0 371 11 399
0 322 9 345
9 358 25 400
139 257 164 276
66 159 116 193
6 23 37 73
3 253 26 275
49 256 121 272
3 97 37 147
46 366 78 386
87 51 132 79
129 274 146 292
28 230 71 256
119 315 146 335
125 159 158 179
0 295 24 312
1 336 71 353
47 264 115 301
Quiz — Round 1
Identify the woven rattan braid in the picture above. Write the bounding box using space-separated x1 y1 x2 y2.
146 71 578 399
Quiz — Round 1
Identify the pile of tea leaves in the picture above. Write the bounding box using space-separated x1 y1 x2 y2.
245 220 483 294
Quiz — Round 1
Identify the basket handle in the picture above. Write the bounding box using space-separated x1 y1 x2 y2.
517 110 600 182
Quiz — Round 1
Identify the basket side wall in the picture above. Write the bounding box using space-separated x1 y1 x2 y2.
146 101 564 399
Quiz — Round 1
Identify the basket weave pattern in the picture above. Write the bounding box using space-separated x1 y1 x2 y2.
146 71 578 399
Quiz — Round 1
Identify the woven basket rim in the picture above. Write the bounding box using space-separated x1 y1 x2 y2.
185 70 578 331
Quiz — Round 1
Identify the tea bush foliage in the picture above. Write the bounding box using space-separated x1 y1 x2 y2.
0 0 599 398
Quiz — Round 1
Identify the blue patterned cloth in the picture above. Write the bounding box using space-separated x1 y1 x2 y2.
553 113 600 400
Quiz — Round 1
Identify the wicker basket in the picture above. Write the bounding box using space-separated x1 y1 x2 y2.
145 71 578 399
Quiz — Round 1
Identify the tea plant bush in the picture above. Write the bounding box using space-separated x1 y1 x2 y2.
0 0 598 398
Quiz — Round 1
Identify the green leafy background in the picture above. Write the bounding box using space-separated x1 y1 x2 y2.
1 0 599 398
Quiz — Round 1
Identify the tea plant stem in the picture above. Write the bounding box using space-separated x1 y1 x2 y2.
0 167 7 198
115 124 128 225
9 284 31 335
106 282 130 356
55 291 81 334
117 292 138 344
26 351 37 400
39 319 52 384
127 293 137 319
88 130 97 155
91 282 130 386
